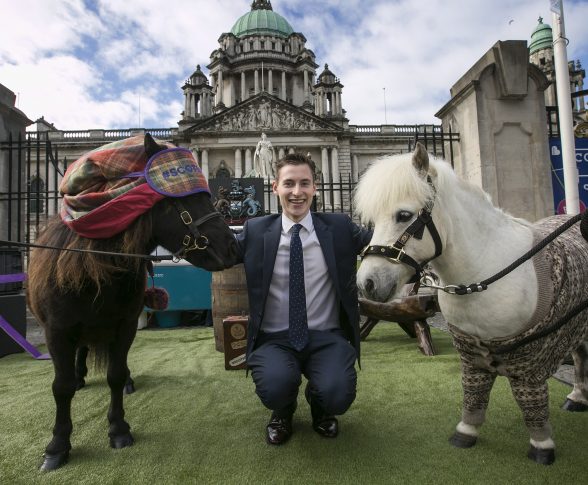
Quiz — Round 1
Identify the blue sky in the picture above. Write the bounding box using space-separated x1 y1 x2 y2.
1 0 587 130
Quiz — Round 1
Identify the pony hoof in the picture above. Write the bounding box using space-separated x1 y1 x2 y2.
39 451 69 471
124 382 136 395
449 431 477 448
527 445 555 465
110 433 134 449
561 399 588 412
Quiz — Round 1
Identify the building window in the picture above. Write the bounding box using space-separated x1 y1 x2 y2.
250 41 254 50
272 42 276 50
29 175 45 214
540 57 546 65
260 41 265 49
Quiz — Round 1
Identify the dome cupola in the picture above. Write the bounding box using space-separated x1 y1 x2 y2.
529 17 553 55
230 0 294 38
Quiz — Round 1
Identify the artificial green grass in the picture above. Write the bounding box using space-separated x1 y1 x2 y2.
0 324 586 485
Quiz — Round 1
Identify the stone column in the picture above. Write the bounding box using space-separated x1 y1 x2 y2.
190 146 201 177
228 75 234 106
321 147 331 208
303 70 309 101
201 149 209 180
352 154 359 182
205 92 211 115
245 148 253 175
217 70 223 104
235 148 242 178
268 69 273 95
281 71 286 101
241 72 246 101
331 146 340 209
254 70 259 95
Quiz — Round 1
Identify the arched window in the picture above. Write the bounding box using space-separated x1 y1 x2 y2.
216 161 231 179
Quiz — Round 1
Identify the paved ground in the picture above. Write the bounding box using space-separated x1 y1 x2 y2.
22 310 575 386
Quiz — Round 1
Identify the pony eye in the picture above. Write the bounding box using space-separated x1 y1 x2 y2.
396 210 413 223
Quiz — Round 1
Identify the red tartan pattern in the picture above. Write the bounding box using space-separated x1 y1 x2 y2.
59 136 209 239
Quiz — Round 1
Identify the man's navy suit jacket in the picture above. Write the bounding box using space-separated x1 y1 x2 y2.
235 212 372 363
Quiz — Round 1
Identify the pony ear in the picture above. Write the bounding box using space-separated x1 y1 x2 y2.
412 142 429 175
144 133 161 158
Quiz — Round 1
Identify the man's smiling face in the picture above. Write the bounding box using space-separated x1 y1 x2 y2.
273 163 316 222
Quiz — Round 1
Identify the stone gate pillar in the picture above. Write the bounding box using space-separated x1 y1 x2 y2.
436 40 553 221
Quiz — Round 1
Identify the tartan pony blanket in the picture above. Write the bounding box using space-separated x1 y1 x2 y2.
60 136 210 238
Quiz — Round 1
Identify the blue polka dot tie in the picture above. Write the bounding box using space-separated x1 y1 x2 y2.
289 224 309 351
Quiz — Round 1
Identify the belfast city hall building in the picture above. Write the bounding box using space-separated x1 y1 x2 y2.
19 0 455 218
2 0 586 242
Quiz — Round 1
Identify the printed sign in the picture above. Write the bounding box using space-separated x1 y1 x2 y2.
549 138 588 214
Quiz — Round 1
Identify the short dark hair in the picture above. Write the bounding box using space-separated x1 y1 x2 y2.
274 153 316 180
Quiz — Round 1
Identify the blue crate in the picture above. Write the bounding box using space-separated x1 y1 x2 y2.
148 261 212 311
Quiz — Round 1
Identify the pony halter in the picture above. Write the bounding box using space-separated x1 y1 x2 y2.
172 199 223 259
361 175 443 280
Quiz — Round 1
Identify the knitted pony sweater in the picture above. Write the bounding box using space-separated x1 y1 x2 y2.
449 215 588 385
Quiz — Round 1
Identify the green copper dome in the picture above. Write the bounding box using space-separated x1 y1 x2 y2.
231 1 294 38
529 17 553 54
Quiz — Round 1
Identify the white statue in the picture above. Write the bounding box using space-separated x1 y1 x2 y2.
252 132 275 179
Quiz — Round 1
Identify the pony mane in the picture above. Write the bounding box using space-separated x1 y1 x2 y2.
355 152 440 224
27 213 153 303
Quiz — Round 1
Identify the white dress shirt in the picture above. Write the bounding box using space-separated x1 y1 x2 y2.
262 212 339 333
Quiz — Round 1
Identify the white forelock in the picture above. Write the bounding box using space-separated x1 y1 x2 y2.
354 152 458 224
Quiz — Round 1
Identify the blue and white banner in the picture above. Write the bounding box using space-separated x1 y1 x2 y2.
550 138 588 214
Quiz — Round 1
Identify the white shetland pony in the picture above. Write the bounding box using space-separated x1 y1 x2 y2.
356 143 588 465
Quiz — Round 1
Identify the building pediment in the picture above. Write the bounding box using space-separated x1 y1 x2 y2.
184 94 342 134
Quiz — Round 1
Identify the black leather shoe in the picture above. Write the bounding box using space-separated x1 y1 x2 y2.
266 413 293 445
305 383 339 438
312 416 339 438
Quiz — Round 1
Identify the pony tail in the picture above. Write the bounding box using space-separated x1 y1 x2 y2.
88 343 109 373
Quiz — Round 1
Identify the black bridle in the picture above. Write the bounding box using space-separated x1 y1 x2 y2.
172 199 223 260
361 175 443 281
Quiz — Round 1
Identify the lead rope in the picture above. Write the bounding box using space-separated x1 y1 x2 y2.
422 211 588 355
424 212 584 295
0 239 174 261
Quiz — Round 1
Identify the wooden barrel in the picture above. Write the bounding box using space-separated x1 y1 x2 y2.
211 264 249 352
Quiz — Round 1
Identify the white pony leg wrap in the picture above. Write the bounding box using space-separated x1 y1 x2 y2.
567 385 588 405
456 421 479 437
530 437 555 450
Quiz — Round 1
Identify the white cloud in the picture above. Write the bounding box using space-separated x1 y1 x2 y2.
0 0 586 129
0 0 104 64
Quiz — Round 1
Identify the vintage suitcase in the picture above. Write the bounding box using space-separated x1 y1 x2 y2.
222 315 248 370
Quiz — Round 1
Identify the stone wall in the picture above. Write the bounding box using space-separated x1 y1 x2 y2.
436 40 554 222
0 84 32 242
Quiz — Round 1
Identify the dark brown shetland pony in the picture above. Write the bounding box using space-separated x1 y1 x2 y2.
27 135 238 471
